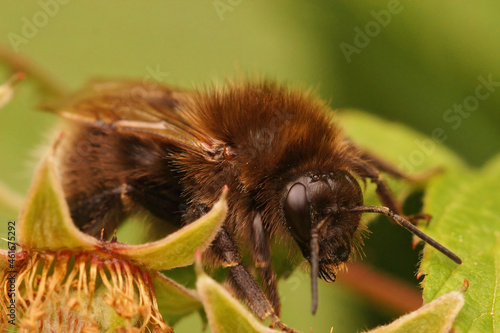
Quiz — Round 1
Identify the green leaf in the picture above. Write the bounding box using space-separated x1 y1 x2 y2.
365 291 464 333
194 253 287 333
110 189 228 271
337 110 467 171
195 268 285 333
419 154 500 333
337 110 468 206
153 271 202 324
18 151 99 251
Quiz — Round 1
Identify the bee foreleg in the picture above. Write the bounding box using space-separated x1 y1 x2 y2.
249 212 281 316
211 228 296 332
354 142 443 182
352 159 431 225
211 228 272 317
352 160 403 215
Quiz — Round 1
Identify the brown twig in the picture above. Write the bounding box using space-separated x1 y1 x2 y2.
336 262 423 314
0 45 69 97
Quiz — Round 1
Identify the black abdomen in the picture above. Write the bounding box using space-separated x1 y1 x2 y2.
59 124 185 237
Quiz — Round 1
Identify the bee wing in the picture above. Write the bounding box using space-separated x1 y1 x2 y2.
49 80 207 150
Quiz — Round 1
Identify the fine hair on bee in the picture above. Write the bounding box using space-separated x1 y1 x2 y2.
39 77 461 332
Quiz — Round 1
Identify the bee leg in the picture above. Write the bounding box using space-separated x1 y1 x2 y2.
249 212 281 316
360 149 414 180
353 160 431 225
125 178 184 228
212 227 272 318
357 146 444 182
211 228 296 332
353 160 403 214
68 185 127 238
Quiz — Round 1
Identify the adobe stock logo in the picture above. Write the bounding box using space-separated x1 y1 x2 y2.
398 74 499 173
442 75 499 130
213 0 243 21
340 0 403 64
7 0 71 53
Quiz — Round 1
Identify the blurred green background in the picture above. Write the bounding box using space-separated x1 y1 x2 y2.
0 1 499 332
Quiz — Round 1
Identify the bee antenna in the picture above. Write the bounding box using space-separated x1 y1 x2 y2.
310 217 328 315
350 206 462 265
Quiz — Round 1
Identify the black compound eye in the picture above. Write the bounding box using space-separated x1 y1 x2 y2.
284 183 311 244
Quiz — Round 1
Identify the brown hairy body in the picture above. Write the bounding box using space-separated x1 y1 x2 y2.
58 81 358 250
53 79 460 332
